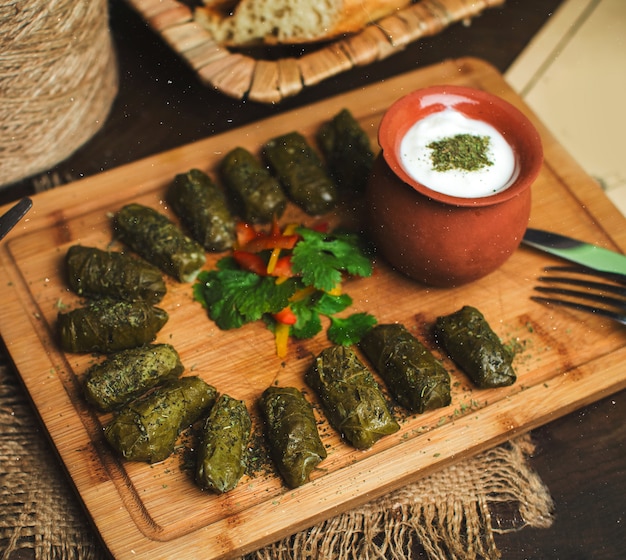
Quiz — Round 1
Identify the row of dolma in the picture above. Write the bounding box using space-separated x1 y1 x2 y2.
291 308 515 475
259 329 447 488
163 108 374 252
65 109 373 288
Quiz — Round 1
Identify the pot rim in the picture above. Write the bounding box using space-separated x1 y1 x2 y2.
378 85 543 208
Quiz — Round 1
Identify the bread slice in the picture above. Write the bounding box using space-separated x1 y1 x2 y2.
195 0 413 45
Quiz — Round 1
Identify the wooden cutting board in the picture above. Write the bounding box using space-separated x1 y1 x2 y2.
1 58 625 560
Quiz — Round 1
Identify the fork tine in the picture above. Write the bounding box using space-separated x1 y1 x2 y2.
532 266 626 326
530 296 626 326
537 277 626 298
534 285 626 311
543 265 626 286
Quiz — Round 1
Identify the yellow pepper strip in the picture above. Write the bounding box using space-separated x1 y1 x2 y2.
266 247 281 275
327 283 342 296
289 285 316 302
282 223 299 235
274 321 290 358
266 223 298 276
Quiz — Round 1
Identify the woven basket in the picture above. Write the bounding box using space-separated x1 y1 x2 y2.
127 0 504 103
0 0 118 187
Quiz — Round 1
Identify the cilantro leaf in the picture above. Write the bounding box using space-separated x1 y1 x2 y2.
194 264 297 330
291 306 323 340
327 312 378 346
315 292 352 316
291 227 373 292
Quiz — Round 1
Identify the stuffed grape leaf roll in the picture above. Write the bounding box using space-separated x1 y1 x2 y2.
360 324 451 414
167 169 236 252
66 245 166 303
258 386 327 489
115 203 206 282
219 147 287 223
316 108 374 192
262 132 338 216
83 343 184 411
195 394 251 494
104 376 217 463
58 300 168 353
435 306 517 388
306 346 399 450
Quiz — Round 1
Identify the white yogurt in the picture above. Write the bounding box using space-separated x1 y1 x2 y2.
399 109 518 198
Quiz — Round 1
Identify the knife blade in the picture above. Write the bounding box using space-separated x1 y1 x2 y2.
0 197 33 241
522 228 626 275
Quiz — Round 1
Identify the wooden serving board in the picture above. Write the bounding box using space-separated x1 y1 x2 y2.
1 58 625 560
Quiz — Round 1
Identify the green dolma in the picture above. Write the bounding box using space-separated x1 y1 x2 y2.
65 245 166 303
58 300 168 353
195 394 251 494
435 306 517 388
104 376 217 463
258 386 327 489
83 343 184 412
262 131 338 216
316 108 374 191
360 324 451 414
167 169 236 251
115 203 206 282
220 147 287 223
306 346 399 449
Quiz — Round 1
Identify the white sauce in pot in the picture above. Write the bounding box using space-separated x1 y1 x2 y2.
399 109 518 198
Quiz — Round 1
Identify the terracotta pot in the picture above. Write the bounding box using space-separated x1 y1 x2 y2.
366 85 543 287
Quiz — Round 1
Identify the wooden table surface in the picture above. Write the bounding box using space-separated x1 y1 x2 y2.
2 1 624 558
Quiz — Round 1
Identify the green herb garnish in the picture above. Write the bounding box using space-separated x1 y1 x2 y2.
427 133 493 172
193 224 377 356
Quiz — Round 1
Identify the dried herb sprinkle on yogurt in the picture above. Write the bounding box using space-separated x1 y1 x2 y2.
427 133 494 172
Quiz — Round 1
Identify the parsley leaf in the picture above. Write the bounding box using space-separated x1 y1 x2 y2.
195 266 297 330
328 312 378 345
315 292 352 315
289 291 374 345
290 227 373 292
290 296 323 340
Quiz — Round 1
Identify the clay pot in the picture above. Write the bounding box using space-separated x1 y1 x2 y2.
366 85 543 287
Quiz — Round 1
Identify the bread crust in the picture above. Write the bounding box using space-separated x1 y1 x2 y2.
323 0 414 36
195 0 413 45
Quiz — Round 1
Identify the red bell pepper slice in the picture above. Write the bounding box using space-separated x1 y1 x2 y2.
232 250 267 275
242 232 299 253
273 306 297 325
235 222 259 248
271 255 293 278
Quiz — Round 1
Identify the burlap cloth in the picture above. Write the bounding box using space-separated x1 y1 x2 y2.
0 353 554 560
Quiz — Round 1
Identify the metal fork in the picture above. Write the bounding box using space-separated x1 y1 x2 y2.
531 265 626 326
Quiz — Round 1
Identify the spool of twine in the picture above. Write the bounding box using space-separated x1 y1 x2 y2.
0 0 118 187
